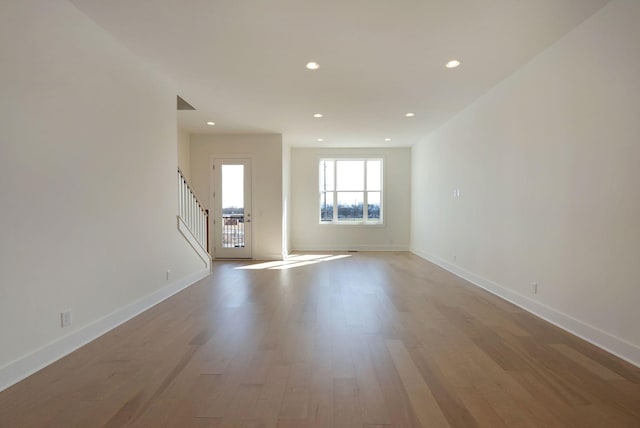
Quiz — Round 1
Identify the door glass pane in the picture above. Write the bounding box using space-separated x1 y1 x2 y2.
367 160 381 191
320 192 334 222
367 191 381 221
319 160 334 191
336 160 364 191
221 165 244 248
337 192 364 221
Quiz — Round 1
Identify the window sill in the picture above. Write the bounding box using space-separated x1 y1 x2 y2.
319 221 385 227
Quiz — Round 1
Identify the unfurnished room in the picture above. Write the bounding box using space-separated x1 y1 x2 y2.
1 0 639 426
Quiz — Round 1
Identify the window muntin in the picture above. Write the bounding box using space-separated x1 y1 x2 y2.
319 158 383 224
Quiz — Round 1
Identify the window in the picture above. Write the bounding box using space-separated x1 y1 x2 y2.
319 158 382 224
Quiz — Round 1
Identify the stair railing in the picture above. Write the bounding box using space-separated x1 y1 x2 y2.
178 168 209 253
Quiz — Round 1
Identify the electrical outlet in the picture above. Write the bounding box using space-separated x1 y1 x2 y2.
453 255 457 262
61 310 72 328
531 282 538 294
166 269 172 281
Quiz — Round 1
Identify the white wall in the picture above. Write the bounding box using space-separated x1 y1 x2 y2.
0 0 207 389
190 134 284 260
291 148 411 251
177 127 191 181
282 143 292 257
411 0 640 365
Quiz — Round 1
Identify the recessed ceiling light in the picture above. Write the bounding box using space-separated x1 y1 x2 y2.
384 138 391 141
313 113 323 118
206 121 215 126
405 112 415 117
317 138 324 142
306 62 320 70
445 59 461 69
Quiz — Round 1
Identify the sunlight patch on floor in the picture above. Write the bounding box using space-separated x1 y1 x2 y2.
234 254 351 270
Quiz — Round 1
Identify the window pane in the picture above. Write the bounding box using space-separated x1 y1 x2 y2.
320 192 334 222
337 192 363 221
221 165 245 248
367 160 381 191
336 160 364 191
319 160 334 191
367 192 381 221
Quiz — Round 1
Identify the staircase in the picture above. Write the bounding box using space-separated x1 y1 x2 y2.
177 168 211 269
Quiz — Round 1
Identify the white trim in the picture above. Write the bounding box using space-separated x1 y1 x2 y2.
209 155 254 260
318 157 385 225
318 222 386 228
249 253 284 261
292 244 409 252
0 269 210 393
177 215 212 269
410 247 640 368
215 253 283 261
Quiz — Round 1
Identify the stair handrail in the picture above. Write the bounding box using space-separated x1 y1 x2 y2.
177 168 209 253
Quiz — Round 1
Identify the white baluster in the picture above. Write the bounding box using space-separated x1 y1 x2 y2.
201 209 205 246
182 176 186 220
192 193 196 233
188 189 192 230
178 173 183 219
177 170 209 251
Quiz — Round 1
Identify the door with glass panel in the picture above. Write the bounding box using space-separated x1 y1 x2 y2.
212 158 252 258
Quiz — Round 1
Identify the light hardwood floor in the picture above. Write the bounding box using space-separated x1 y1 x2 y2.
1 252 639 427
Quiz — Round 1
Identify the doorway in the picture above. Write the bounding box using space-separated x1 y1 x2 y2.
212 158 252 258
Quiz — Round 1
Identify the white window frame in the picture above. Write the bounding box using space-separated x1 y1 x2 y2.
319 157 383 225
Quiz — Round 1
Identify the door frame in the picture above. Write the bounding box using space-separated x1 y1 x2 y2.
209 155 254 259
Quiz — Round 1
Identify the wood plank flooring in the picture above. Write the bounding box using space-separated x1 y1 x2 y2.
1 252 639 427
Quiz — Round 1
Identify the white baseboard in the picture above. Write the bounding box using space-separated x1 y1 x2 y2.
255 253 286 261
213 254 283 261
410 247 640 368
0 269 211 393
292 244 409 252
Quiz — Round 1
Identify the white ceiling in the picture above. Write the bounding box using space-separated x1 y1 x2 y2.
70 0 609 148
